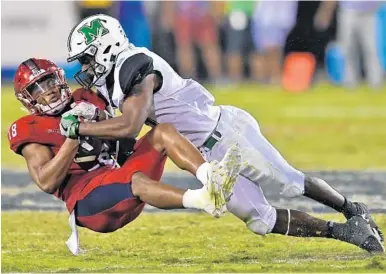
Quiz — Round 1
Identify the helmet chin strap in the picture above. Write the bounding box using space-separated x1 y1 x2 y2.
93 65 110 87
94 76 106 87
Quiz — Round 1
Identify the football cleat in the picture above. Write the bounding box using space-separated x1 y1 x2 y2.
332 215 385 253
343 202 384 244
209 144 242 215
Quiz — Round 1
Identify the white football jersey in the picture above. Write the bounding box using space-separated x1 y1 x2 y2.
97 46 220 147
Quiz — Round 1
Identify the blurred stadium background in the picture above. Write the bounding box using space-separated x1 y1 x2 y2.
1 1 386 272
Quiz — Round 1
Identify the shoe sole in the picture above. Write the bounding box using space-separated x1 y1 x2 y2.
361 212 385 246
350 216 386 253
208 145 242 216
360 234 385 253
206 162 222 218
349 203 385 244
217 144 242 202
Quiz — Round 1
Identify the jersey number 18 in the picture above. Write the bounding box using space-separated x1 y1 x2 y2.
8 124 17 140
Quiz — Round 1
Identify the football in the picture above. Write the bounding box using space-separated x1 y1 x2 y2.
74 136 103 171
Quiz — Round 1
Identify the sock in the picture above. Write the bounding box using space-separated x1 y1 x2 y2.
326 221 335 238
341 198 357 218
182 188 207 210
329 221 353 243
196 162 211 186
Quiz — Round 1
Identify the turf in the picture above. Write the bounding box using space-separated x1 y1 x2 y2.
1 212 385 272
2 83 386 170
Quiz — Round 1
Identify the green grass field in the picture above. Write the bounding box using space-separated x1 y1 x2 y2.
2 83 386 170
2 212 386 272
2 83 386 272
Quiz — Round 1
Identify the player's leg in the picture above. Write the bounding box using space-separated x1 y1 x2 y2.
75 179 146 233
76 171 223 233
76 171 219 232
147 123 241 201
222 106 361 208
272 209 384 253
212 173 384 253
147 123 205 176
130 124 242 214
226 176 277 235
129 131 220 216
240 104 385 242
229 106 383 241
303 177 385 243
75 133 236 232
212 106 383 241
131 171 218 213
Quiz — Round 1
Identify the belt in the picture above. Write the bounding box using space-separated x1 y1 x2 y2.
203 130 222 150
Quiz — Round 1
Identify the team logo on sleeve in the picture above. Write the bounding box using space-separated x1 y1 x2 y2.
78 19 109 45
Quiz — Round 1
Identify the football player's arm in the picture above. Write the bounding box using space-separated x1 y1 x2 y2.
21 139 79 194
78 74 155 139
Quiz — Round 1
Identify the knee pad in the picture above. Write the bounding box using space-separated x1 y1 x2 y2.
245 207 277 236
246 219 273 235
280 180 305 198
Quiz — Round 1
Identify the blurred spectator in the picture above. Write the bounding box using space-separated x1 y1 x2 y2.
78 0 116 19
118 1 151 49
315 1 384 88
223 1 257 82
150 1 179 71
172 1 223 82
252 0 298 84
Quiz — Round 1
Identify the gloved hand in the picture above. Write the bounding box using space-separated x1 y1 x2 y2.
60 113 80 139
66 101 100 121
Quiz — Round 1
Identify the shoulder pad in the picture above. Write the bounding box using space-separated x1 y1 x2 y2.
118 53 154 95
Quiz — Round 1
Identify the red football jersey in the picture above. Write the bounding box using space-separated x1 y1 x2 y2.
8 88 112 212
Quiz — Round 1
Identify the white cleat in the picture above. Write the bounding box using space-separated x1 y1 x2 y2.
199 165 223 218
209 144 242 215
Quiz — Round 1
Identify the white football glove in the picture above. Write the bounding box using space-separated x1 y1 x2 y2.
66 101 100 121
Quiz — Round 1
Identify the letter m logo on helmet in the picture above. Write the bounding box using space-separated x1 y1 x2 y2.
78 18 109 45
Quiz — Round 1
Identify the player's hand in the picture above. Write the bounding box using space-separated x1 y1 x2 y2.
68 101 100 121
60 114 80 139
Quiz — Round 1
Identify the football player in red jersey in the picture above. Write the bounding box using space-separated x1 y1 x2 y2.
8 58 242 252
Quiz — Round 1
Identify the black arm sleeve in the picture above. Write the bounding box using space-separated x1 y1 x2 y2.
118 53 154 97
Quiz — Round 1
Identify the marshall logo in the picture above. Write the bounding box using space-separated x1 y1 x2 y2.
78 18 109 45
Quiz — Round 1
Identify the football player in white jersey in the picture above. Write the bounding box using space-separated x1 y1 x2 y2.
61 14 384 253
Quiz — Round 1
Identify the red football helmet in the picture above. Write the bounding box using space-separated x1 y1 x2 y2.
14 58 72 115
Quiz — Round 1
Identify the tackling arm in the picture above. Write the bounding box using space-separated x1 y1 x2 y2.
77 74 155 139
21 139 79 194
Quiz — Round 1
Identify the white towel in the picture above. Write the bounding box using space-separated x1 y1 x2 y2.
65 211 80 256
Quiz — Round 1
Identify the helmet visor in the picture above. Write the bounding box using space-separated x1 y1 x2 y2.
24 72 70 115
26 73 62 101
74 60 106 89
69 45 106 89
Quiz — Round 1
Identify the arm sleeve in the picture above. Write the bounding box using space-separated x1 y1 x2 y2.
118 53 154 97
